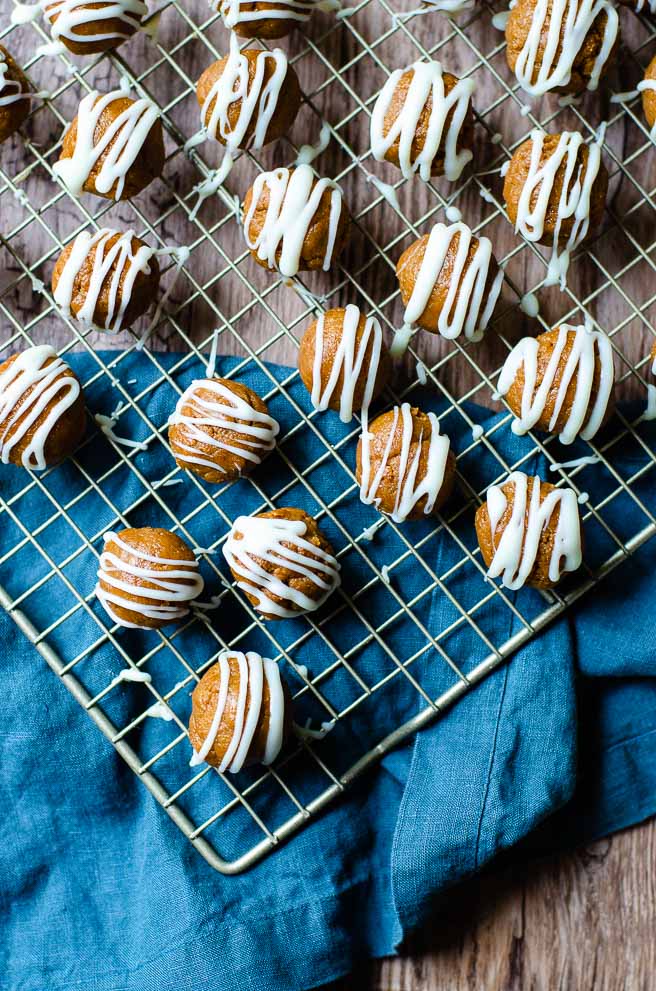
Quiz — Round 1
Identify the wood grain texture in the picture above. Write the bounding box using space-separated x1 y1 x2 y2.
327 821 656 991
1 3 655 987
2 0 655 403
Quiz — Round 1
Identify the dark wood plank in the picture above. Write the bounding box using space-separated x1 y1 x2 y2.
326 819 656 991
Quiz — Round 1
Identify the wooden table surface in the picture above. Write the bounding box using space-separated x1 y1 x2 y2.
2 0 655 987
327 821 656 990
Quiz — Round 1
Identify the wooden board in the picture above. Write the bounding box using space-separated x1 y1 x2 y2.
328 821 656 991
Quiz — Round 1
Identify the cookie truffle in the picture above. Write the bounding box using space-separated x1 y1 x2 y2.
52 228 160 333
641 54 656 132
223 507 341 618
475 471 582 589
370 58 475 181
43 0 146 55
53 88 165 201
0 47 32 144
217 0 315 38
168 377 280 482
505 0 619 95
496 323 615 445
0 345 85 470
189 650 292 771
243 165 350 278
298 305 392 422
96 527 204 629
503 130 608 288
396 221 503 342
356 403 455 522
196 39 301 155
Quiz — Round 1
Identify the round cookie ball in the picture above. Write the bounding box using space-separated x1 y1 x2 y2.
196 45 302 151
370 59 474 181
243 165 351 277
223 507 341 619
52 228 160 333
0 345 85 469
475 471 582 589
505 0 619 95
356 403 455 522
298 305 392 422
218 0 315 39
43 0 146 55
189 650 292 771
504 132 608 249
55 90 165 201
396 221 502 342
641 54 656 131
0 46 32 144
168 377 280 483
96 527 204 629
496 323 615 445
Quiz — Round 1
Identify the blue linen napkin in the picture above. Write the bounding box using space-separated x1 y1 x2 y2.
1 350 655 991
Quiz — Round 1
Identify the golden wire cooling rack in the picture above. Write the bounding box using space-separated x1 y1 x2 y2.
1 0 656 873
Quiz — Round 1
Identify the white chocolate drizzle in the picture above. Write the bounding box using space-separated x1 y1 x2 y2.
423 0 475 12
54 228 155 332
107 667 152 690
0 49 29 108
370 59 475 182
549 454 600 471
198 34 290 193
511 0 618 95
145 701 175 721
295 717 335 739
95 530 204 628
296 122 331 166
189 650 285 771
637 78 656 137
394 0 474 25
0 345 81 469
496 323 614 444
642 384 656 422
223 514 341 618
211 41 287 149
135 245 189 348
364 172 401 212
219 0 314 29
206 328 220 378
10 3 42 23
310 304 384 423
243 165 345 278
169 378 280 475
520 291 539 317
511 130 605 288
492 9 510 29
42 0 146 49
400 221 503 342
484 471 582 589
359 402 451 523
53 88 160 200
94 412 150 451
610 89 639 104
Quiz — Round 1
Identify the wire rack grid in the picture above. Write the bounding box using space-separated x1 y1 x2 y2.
1 0 656 873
